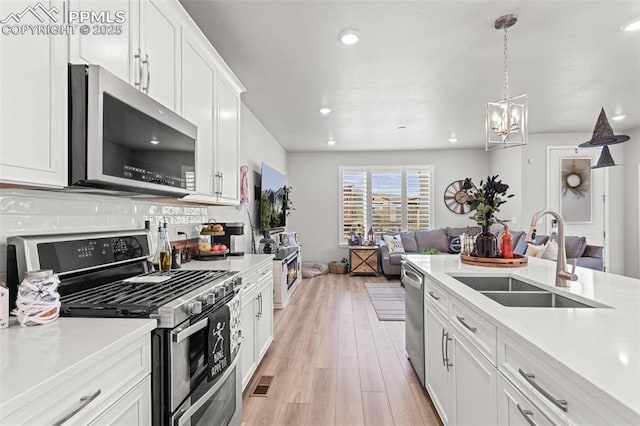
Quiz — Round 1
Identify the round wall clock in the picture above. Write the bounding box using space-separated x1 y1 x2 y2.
444 180 471 214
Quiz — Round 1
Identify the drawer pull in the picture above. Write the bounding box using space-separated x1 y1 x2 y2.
441 329 446 367
52 389 101 426
456 315 477 333
519 368 568 412
517 404 537 426
428 291 440 301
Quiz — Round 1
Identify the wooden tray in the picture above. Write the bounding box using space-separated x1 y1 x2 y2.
195 249 229 257
200 231 225 236
460 253 528 268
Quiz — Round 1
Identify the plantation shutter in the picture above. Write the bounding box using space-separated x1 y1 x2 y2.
371 170 403 234
339 166 433 244
406 168 432 231
341 169 367 241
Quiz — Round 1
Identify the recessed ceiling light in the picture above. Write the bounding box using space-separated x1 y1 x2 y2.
611 114 626 121
150 139 160 145
339 29 361 45
448 137 458 143
327 139 337 146
319 107 332 115
621 18 640 32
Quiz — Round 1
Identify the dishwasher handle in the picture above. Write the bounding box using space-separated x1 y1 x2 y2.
401 265 423 290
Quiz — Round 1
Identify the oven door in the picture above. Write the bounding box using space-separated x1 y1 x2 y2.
170 343 242 426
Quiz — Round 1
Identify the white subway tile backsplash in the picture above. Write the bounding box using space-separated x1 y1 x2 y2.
93 201 132 215
58 215 110 230
0 215 59 236
108 215 139 229
0 196 37 214
37 198 94 215
162 206 184 216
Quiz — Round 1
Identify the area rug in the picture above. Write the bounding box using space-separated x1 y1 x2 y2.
364 282 405 321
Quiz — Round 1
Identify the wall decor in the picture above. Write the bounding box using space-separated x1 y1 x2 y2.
561 158 591 223
444 180 471 214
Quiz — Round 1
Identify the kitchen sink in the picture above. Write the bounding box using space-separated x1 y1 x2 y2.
449 275 598 308
480 291 594 308
451 276 543 292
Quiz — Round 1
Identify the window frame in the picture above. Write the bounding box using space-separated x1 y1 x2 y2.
338 165 434 247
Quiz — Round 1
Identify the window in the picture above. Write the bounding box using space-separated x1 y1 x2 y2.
339 166 433 244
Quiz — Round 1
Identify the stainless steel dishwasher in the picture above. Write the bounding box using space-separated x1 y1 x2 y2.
401 260 425 386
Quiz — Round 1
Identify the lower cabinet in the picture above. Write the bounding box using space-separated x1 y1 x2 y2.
89 375 152 426
425 300 497 426
498 374 554 426
240 262 274 390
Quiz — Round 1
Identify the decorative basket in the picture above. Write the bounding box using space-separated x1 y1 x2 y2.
328 261 348 274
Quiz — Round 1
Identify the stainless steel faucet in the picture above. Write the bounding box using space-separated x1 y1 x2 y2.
526 208 578 287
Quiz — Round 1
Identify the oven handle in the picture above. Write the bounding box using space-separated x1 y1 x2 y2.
172 317 208 343
174 342 242 426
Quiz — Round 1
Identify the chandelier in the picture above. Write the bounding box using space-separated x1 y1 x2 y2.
486 14 528 151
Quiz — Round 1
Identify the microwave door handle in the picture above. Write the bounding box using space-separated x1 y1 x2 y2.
175 341 242 426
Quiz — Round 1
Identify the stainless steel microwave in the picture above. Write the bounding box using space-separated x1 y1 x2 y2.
68 64 197 196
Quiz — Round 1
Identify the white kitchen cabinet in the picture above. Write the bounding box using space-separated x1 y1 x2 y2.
89 375 152 426
240 260 274 390
181 30 215 195
425 305 455 425
69 0 180 111
0 0 67 187
497 374 554 426
214 77 241 203
452 330 497 426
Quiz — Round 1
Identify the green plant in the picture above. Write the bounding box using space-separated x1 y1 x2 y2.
420 248 439 255
462 175 513 228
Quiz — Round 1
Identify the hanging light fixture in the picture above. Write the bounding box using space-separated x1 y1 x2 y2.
486 14 528 151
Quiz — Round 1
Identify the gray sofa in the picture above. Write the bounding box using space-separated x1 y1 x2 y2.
379 226 604 276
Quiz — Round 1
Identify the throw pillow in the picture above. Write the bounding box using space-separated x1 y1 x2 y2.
383 234 405 254
525 243 546 258
540 240 558 260
448 236 461 254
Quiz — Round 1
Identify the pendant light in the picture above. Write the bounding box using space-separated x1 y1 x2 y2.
486 14 528 151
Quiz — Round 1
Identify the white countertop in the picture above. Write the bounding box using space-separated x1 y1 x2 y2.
180 254 273 272
0 317 156 415
404 254 640 419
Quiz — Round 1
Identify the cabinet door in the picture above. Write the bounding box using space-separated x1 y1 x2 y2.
140 0 179 110
425 307 454 425
68 0 138 84
0 0 67 187
89 376 151 426
182 31 214 195
215 78 240 203
453 333 497 426
240 289 257 390
497 374 554 426
256 277 273 360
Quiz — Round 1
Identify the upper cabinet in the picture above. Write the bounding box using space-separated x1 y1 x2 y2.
69 0 180 111
0 0 68 188
215 77 241 203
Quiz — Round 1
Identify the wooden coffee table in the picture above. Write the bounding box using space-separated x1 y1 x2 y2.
349 246 379 276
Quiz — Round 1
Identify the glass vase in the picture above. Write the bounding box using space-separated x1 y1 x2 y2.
473 225 498 258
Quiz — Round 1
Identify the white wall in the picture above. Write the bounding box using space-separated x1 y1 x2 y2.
623 126 640 278
287 148 490 263
0 103 286 282
489 146 523 226
208 103 287 254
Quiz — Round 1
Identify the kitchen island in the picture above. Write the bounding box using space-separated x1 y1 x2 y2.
404 254 640 425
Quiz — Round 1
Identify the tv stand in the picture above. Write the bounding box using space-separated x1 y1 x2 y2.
273 246 302 310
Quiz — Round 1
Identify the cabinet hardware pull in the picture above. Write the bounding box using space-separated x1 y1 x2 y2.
444 331 453 371
255 294 260 318
456 315 477 333
517 404 537 426
441 328 446 367
51 389 101 426
172 317 208 343
134 48 142 88
519 368 568 412
428 291 440 301
219 172 223 196
142 54 150 93
259 293 263 317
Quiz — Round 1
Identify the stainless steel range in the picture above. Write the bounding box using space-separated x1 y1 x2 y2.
7 230 243 426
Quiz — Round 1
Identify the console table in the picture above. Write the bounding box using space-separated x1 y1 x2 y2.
349 246 379 276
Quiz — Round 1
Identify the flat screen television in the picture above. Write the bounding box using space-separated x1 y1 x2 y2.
260 163 287 231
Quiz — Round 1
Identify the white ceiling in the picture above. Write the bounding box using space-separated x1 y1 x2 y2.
179 0 640 152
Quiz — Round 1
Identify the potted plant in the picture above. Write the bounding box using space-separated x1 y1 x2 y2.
462 175 513 258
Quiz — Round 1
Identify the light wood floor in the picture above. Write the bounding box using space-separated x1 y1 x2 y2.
241 273 443 426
